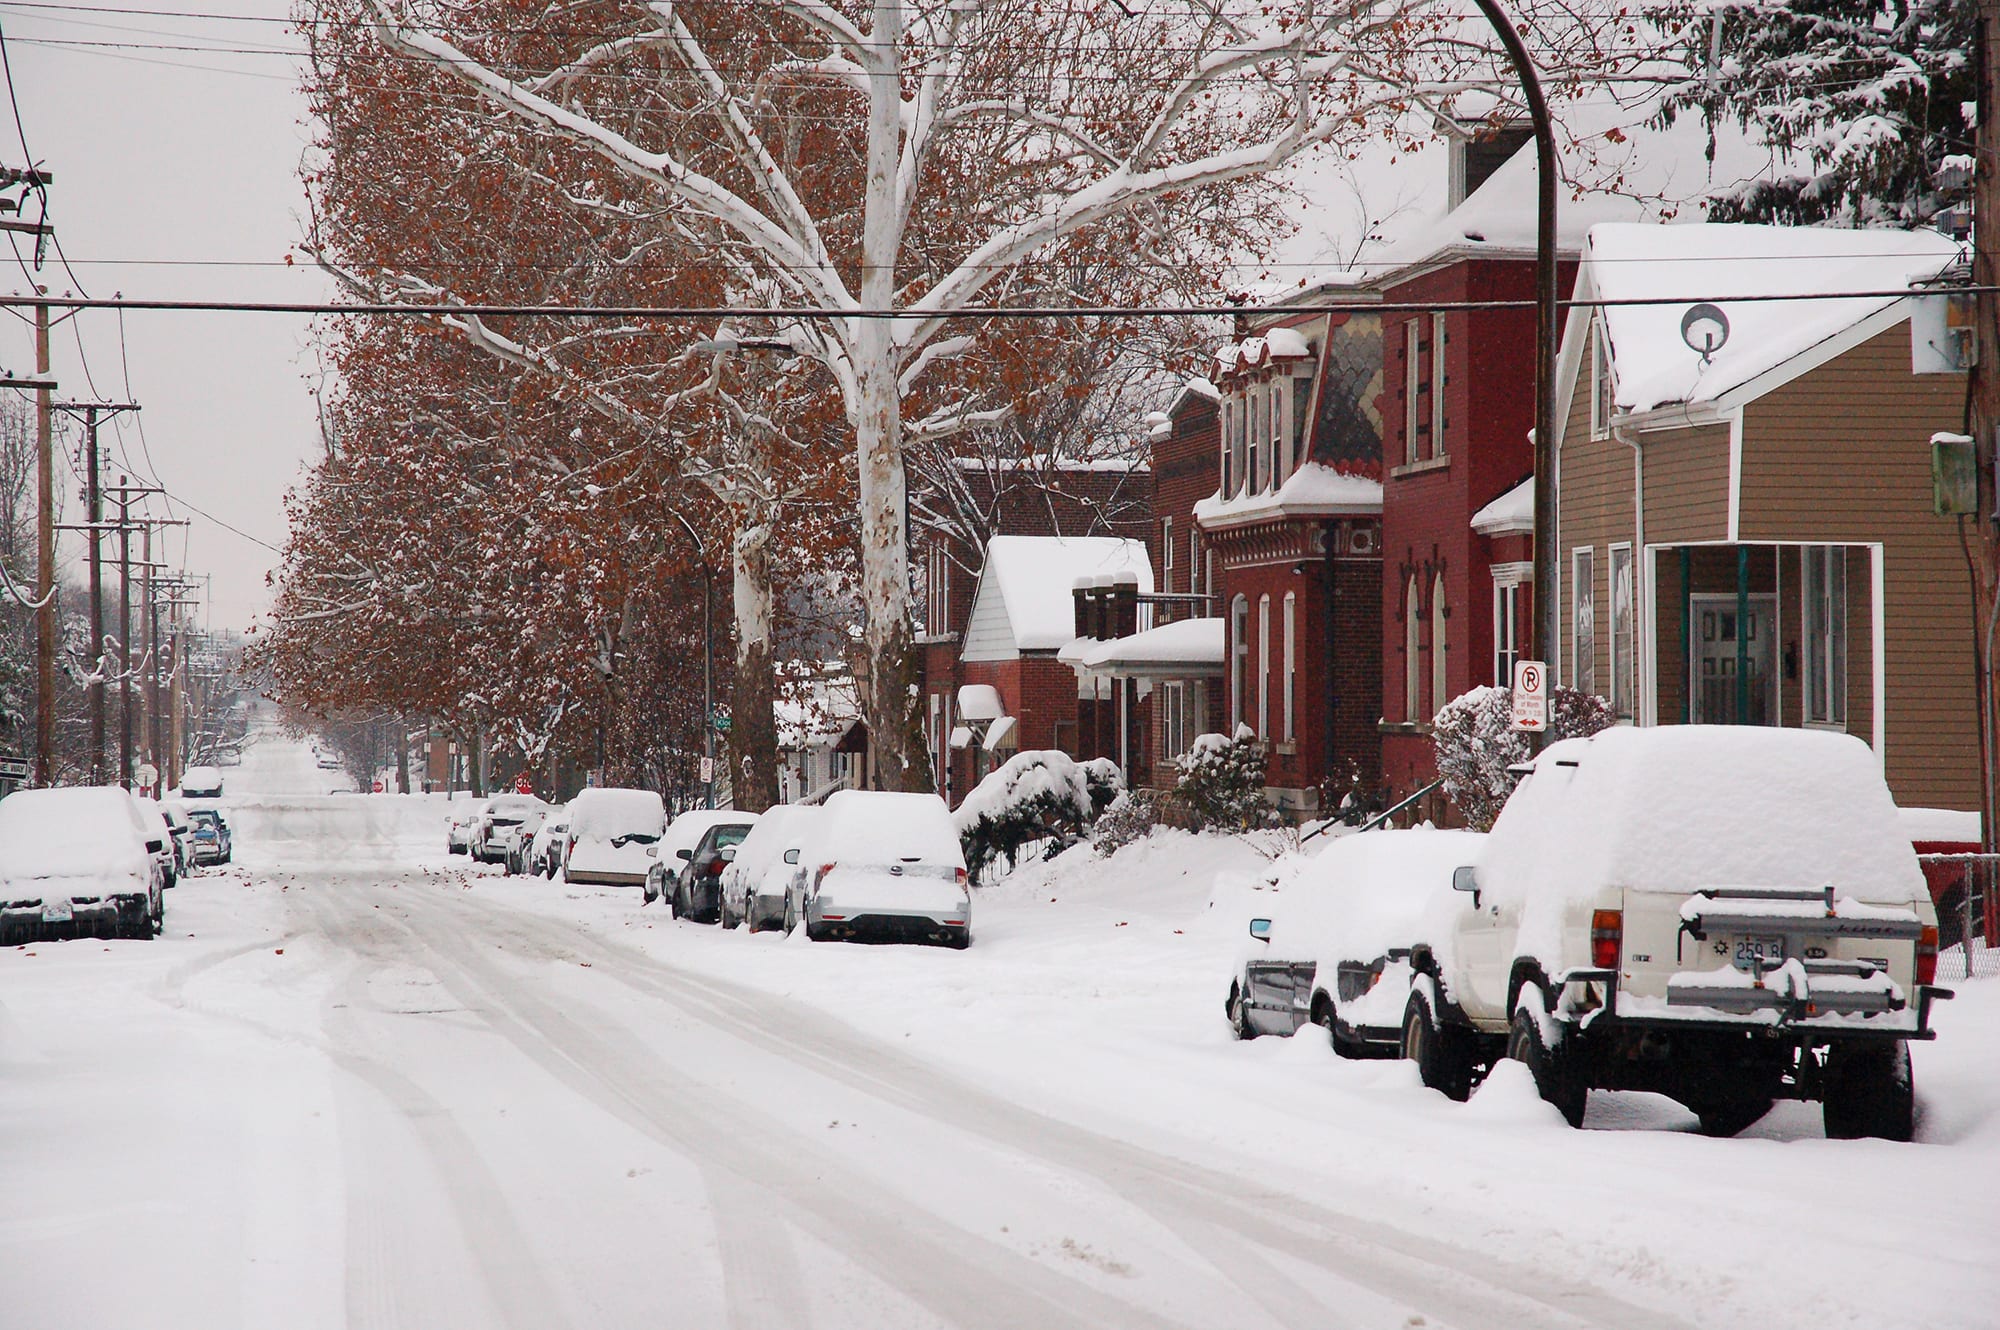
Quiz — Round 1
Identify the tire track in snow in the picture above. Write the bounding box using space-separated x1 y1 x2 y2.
455 891 1698 1330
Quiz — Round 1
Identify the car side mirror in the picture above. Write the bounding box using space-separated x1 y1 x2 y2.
676 848 693 861
645 846 658 858
1248 917 1272 943
783 848 799 865
719 846 736 862
1452 865 1481 908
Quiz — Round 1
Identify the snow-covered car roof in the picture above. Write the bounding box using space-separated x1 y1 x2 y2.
727 805 823 887
661 808 757 860
179 765 223 795
1261 828 1487 965
568 787 666 842
810 791 964 870
482 793 547 816
0 787 155 882
1478 726 1928 915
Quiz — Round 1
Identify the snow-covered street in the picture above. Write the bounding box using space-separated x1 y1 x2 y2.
2 738 1996 1330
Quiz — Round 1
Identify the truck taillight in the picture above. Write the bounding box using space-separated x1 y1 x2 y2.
955 868 968 888
816 862 836 886
1591 909 1623 970
1917 924 1939 985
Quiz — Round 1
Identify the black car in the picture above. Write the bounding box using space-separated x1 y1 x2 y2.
671 822 753 924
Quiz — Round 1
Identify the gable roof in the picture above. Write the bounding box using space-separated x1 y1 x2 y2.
959 536 1155 661
1580 222 1961 415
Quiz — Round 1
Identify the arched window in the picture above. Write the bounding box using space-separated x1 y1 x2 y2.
1404 575 1422 722
1257 594 1272 738
1431 572 1449 719
1230 595 1250 730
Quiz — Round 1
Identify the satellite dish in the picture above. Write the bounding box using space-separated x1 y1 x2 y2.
1680 303 1730 364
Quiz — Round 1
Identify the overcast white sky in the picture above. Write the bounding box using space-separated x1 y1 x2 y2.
0 0 325 632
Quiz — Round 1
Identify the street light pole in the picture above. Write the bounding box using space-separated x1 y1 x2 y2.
1468 0 1560 736
669 508 714 809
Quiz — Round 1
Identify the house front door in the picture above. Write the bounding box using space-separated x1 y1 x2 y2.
1690 594 1777 726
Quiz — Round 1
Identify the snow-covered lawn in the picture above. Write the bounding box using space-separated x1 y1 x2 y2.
1 758 1995 1330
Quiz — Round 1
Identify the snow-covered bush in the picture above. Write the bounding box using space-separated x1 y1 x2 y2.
1431 685 1615 831
1174 724 1278 832
954 750 1124 883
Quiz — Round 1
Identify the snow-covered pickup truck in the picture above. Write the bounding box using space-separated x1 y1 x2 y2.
1404 726 1948 1140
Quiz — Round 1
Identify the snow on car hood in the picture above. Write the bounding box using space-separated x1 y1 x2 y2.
0 788 153 885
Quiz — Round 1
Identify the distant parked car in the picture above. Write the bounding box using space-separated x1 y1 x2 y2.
720 805 824 932
179 765 223 800
130 795 182 891
187 807 232 865
445 801 483 855
136 796 194 883
563 788 667 886
472 794 548 864
0 786 164 942
799 791 970 947
670 817 758 923
529 807 570 878
1229 828 1487 1051
315 749 342 770
643 809 756 908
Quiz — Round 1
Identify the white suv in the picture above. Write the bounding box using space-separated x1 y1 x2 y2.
1406 725 1946 1140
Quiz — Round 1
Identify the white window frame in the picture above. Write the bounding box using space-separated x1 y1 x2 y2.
1221 399 1236 496
1430 572 1448 718
1609 543 1634 718
1572 548 1597 696
1161 516 1174 591
1404 574 1423 722
1404 319 1422 465
1292 372 1312 474
1591 320 1614 440
1282 591 1297 742
1803 544 1849 726
1246 389 1262 495
1492 569 1526 689
1257 594 1272 739
1430 311 1448 460
1231 595 1249 729
1269 380 1286 489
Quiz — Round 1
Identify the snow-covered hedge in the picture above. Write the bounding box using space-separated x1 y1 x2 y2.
1174 724 1279 832
1431 685 1614 831
954 750 1124 883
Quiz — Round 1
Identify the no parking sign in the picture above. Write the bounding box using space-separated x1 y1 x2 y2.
1511 660 1548 732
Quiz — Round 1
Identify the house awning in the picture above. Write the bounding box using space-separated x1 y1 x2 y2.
983 715 1019 752
956 684 1005 721
1471 478 1534 536
1073 617 1226 679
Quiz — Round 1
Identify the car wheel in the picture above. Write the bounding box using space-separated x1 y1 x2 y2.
1310 991 1359 1058
721 897 741 930
1402 988 1475 1102
783 895 797 934
119 901 153 941
668 885 681 918
1226 981 1257 1041
944 927 970 950
1693 1096 1774 1138
1506 994 1586 1128
1822 1042 1914 1142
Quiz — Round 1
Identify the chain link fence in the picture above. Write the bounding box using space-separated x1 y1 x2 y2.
1916 853 2000 980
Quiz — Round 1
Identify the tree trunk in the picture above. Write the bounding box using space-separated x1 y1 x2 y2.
729 518 779 812
469 724 486 797
395 716 411 794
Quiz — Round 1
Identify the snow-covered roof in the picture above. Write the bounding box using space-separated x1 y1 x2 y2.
1194 462 1382 529
956 684 1004 721
1218 327 1313 374
1583 222 1960 415
962 535 1155 657
1470 478 1533 536
1897 806 1980 844
1073 617 1226 677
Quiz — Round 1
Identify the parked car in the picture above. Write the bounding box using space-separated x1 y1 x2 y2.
187 807 232 865
178 765 223 800
0 786 164 942
472 793 548 864
563 788 667 886
445 801 483 855
315 749 342 770
643 809 757 908
1406 726 1947 1140
670 816 759 923
529 807 570 878
799 791 970 947
131 795 182 891
1230 828 1487 1053
719 805 824 932
136 796 194 884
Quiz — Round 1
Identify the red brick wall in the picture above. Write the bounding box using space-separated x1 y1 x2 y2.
1151 391 1221 603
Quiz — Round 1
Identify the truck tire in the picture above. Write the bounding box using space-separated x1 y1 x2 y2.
1507 995 1585 1128
1822 1042 1914 1142
1402 990 1474 1101
1227 981 1258 1041
1693 1097 1772 1138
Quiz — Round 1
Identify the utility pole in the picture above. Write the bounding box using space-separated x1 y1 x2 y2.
106 482 163 790
51 402 138 786
33 299 52 785
1974 0 2000 876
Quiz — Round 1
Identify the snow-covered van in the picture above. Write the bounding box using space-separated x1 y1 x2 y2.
561 788 666 887
1408 726 1948 1140
1229 828 1486 1052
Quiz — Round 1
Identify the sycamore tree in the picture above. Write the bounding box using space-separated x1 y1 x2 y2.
347 0 1638 790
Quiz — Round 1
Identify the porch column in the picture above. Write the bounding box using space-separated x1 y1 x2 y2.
1870 543 1887 764
1735 546 1751 724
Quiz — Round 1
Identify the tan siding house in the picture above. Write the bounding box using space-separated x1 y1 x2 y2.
1553 223 1978 813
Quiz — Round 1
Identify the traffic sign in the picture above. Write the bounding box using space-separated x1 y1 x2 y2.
1511 660 1549 732
0 754 29 780
698 756 715 784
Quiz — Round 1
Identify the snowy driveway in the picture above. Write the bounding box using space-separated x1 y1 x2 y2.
1 785 1994 1329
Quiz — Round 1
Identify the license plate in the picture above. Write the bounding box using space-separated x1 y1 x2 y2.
1733 935 1786 971
42 899 72 923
